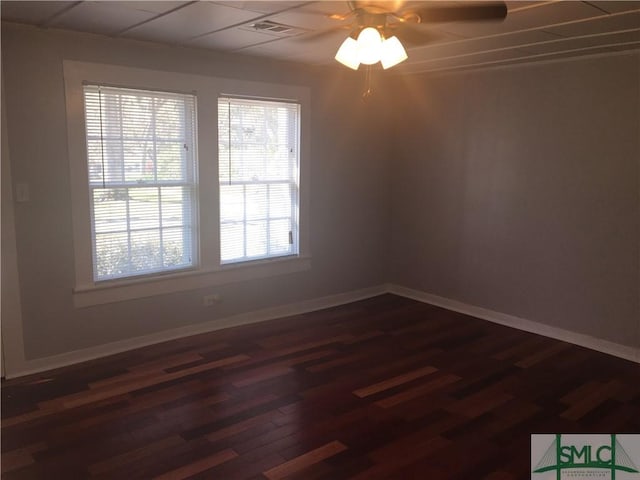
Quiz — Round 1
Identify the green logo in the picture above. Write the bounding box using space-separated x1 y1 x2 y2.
532 434 639 479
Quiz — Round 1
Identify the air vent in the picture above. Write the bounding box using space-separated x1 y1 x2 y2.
239 20 308 37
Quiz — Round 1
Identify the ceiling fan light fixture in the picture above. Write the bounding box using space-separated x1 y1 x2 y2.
356 27 382 65
380 35 408 69
335 27 408 70
335 36 360 70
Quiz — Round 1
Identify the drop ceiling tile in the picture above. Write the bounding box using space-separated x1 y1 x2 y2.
0 1 75 25
398 26 466 48
248 49 316 64
406 29 559 63
281 51 335 65
237 45 286 60
544 11 640 37
293 2 353 16
116 2 187 15
587 1 640 14
512 43 633 63
398 47 534 73
504 1 549 14
123 2 259 42
434 12 531 38
265 47 335 66
473 29 560 50
230 0 353 49
188 26 276 50
235 43 308 63
212 1 309 14
521 29 640 55
269 8 346 31
242 29 345 59
601 42 640 52
505 1 606 28
50 1 160 35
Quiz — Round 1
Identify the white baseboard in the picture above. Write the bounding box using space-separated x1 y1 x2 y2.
387 284 640 364
6 284 388 379
8 283 637 378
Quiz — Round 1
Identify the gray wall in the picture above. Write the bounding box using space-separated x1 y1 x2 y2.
2 22 638 364
1 24 390 360
390 53 640 348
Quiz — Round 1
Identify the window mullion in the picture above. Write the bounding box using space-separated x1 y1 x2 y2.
117 93 133 269
263 108 270 257
243 184 247 259
150 98 164 268
266 183 271 257
118 93 125 188
125 187 132 271
158 186 164 268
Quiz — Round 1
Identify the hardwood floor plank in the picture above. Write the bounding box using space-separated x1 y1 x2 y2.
560 380 601 404
2 294 638 480
305 352 367 373
193 452 287 480
89 352 205 388
0 449 35 474
349 436 451 480
514 342 572 368
232 366 294 388
62 354 251 408
352 365 438 398
262 440 347 480
446 388 514 418
204 409 280 442
272 335 355 357
152 448 238 480
560 380 622 421
88 435 185 476
374 373 461 408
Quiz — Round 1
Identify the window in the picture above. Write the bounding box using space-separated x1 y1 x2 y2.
83 86 197 281
218 97 300 264
65 61 310 306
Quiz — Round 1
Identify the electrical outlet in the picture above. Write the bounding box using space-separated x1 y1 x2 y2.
203 294 220 307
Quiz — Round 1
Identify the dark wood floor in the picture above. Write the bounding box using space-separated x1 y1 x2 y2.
2 294 639 479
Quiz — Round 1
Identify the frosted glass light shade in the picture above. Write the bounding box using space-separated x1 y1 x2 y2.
335 28 409 70
357 27 382 65
380 35 408 69
335 37 360 70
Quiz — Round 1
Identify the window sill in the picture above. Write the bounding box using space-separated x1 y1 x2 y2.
73 255 311 308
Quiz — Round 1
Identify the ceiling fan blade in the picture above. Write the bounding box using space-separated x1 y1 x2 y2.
327 4 357 21
408 2 507 23
352 0 407 14
388 23 440 47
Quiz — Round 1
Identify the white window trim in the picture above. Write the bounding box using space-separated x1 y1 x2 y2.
64 61 311 308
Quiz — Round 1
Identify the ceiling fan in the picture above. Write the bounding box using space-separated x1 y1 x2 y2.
304 1 508 70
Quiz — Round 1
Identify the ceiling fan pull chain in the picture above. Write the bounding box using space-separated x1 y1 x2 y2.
363 65 374 101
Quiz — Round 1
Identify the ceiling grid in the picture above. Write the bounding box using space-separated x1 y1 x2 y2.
0 0 638 73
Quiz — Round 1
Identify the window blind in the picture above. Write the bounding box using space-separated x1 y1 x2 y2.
218 97 300 264
83 85 198 281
